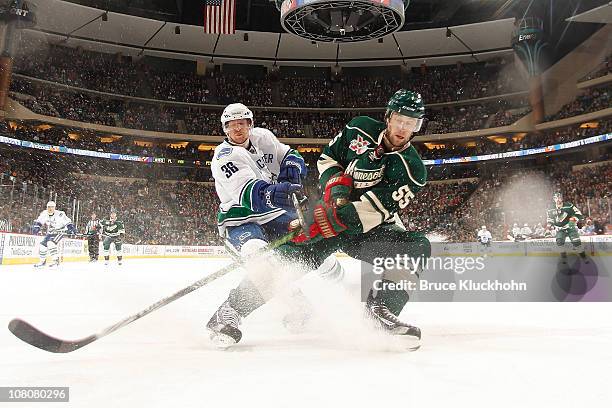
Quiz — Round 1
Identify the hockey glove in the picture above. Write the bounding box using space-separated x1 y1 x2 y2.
278 153 307 184
252 181 303 212
323 172 353 207
31 221 42 235
67 223 77 235
292 199 347 244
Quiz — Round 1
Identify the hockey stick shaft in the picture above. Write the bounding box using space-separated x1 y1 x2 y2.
8 229 299 353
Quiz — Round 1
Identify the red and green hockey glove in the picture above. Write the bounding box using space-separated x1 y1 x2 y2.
291 199 348 245
322 172 353 207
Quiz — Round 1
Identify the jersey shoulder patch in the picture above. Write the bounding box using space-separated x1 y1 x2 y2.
216 146 233 159
345 116 384 144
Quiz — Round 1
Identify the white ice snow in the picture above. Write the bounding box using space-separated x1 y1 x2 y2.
1 258 611 408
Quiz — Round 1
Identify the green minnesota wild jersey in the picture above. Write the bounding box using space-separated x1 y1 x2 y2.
101 219 125 237
546 203 583 229
318 115 427 234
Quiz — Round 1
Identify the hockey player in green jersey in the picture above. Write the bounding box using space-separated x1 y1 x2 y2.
547 192 587 261
207 89 431 348
101 211 125 265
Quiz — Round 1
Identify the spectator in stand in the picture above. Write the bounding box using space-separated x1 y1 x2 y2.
545 85 611 122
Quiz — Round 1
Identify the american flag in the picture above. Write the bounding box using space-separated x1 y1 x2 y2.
204 0 236 34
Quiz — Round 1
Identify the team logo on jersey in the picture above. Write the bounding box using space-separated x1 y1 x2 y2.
351 166 386 189
217 147 233 159
349 135 370 155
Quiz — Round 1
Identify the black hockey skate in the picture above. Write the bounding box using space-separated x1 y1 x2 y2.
206 300 243 349
366 293 421 349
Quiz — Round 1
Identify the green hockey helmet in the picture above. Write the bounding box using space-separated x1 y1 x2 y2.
553 192 563 206
386 89 426 131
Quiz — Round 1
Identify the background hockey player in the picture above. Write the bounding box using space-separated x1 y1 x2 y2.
100 211 125 265
207 103 343 345
32 201 76 268
85 212 101 262
207 89 431 348
547 192 587 262
477 225 492 253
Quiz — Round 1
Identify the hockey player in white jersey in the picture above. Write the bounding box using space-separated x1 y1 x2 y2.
207 103 343 347
32 201 76 268
477 225 492 255
477 225 492 246
213 103 305 243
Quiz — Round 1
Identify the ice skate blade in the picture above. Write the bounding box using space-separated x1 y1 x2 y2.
388 327 421 351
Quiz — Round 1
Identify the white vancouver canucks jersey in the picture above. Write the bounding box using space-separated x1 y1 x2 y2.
477 229 492 243
35 210 72 234
212 127 294 235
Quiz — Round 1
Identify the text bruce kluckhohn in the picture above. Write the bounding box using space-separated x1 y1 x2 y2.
373 279 528 292
370 255 528 292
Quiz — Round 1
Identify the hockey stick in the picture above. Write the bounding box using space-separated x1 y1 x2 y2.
8 229 300 353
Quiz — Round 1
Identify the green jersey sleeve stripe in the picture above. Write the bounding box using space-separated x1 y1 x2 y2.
353 196 384 233
364 190 391 221
317 153 343 176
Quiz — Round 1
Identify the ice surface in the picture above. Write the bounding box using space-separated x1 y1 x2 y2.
1 258 611 408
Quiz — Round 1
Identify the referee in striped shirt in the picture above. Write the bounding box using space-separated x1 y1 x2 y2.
85 212 101 262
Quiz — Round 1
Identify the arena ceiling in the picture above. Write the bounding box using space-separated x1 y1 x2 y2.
16 0 608 67
50 0 612 32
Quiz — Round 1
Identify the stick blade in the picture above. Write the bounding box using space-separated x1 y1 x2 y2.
8 318 96 353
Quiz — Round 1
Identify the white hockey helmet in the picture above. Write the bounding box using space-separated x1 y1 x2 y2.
221 103 254 134
46 201 56 214
481 225 486 230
